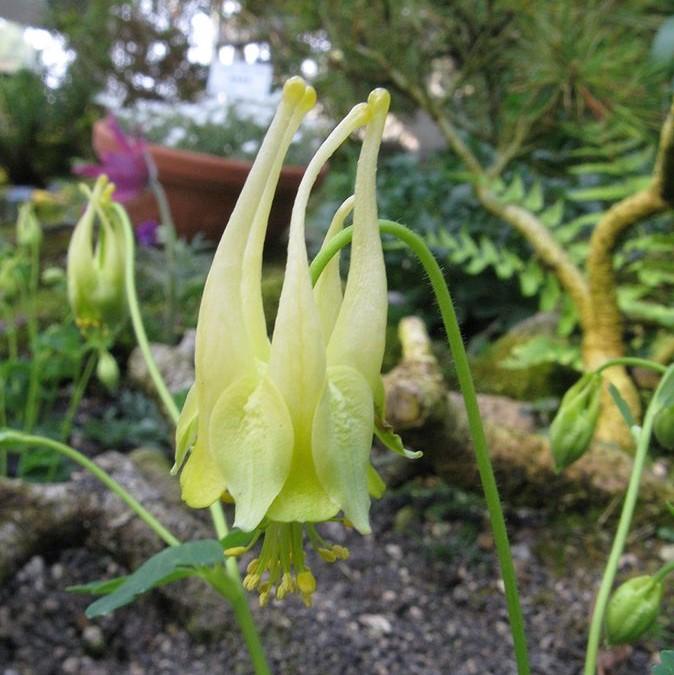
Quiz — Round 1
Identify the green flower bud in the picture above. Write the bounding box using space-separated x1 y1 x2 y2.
605 575 663 645
549 373 602 471
96 350 119 392
0 257 20 300
16 203 42 248
68 176 126 341
654 404 674 451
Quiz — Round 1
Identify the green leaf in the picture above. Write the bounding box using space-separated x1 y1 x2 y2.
501 174 525 203
608 383 637 430
540 200 564 228
68 576 129 596
652 650 674 675
519 259 544 297
539 274 561 311
523 180 543 211
374 418 423 460
84 539 224 618
567 176 651 202
668 502 674 518
655 365 674 408
501 335 582 370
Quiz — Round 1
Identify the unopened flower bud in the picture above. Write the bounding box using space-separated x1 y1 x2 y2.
549 373 602 471
16 203 42 248
96 350 119 392
653 404 674 451
605 575 663 645
68 176 126 340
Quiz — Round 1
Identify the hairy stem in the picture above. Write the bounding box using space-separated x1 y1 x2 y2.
0 429 180 546
311 220 531 675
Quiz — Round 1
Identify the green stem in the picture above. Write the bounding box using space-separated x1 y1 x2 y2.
594 357 668 376
23 241 42 430
146 153 178 342
60 350 97 442
115 204 264 670
116 204 181 423
310 220 531 675
654 559 674 584
0 429 180 547
583 388 660 674
1 302 18 360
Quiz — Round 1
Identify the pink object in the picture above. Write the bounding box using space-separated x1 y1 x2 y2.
90 118 323 242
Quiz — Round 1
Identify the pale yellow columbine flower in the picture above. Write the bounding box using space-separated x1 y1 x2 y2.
173 78 391 605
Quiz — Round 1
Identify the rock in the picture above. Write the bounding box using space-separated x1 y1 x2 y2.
82 625 105 656
127 329 196 399
358 613 392 637
658 544 674 562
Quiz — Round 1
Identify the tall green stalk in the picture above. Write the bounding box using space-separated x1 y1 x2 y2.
583 360 672 675
310 219 531 675
115 203 269 674
23 240 42 430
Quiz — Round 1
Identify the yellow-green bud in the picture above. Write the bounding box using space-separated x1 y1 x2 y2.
96 350 119 392
549 373 602 471
16 203 42 248
605 575 663 645
68 176 126 339
654 404 674 451
0 257 20 300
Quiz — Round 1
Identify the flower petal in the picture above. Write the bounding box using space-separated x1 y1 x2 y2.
179 439 226 509
241 86 317 362
314 195 354 342
327 90 390 391
194 78 311 442
312 365 374 534
209 375 294 532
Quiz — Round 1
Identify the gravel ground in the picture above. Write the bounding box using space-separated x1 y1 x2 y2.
0 478 669 675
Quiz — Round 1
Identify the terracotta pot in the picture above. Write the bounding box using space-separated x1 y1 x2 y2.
92 119 318 242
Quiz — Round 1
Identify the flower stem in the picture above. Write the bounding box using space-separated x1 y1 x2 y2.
60 350 97 442
146 152 178 343
583 387 660 674
0 429 180 546
22 240 42 431
594 357 667 376
654 559 674 584
310 220 530 675
116 204 266 671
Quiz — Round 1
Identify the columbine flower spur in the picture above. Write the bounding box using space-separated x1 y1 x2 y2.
172 77 392 605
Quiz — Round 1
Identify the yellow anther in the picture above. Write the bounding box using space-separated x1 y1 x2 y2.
296 570 317 595
318 547 337 563
301 593 313 608
243 574 260 591
259 590 270 607
246 559 260 575
223 546 247 557
332 545 350 560
342 518 354 529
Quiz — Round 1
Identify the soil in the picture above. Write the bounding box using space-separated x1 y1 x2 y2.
0 476 670 675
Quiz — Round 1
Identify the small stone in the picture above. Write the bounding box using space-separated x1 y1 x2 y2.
82 625 105 656
359 613 392 638
385 544 402 560
51 564 64 581
408 605 423 620
477 532 494 551
61 657 80 674
659 544 674 562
